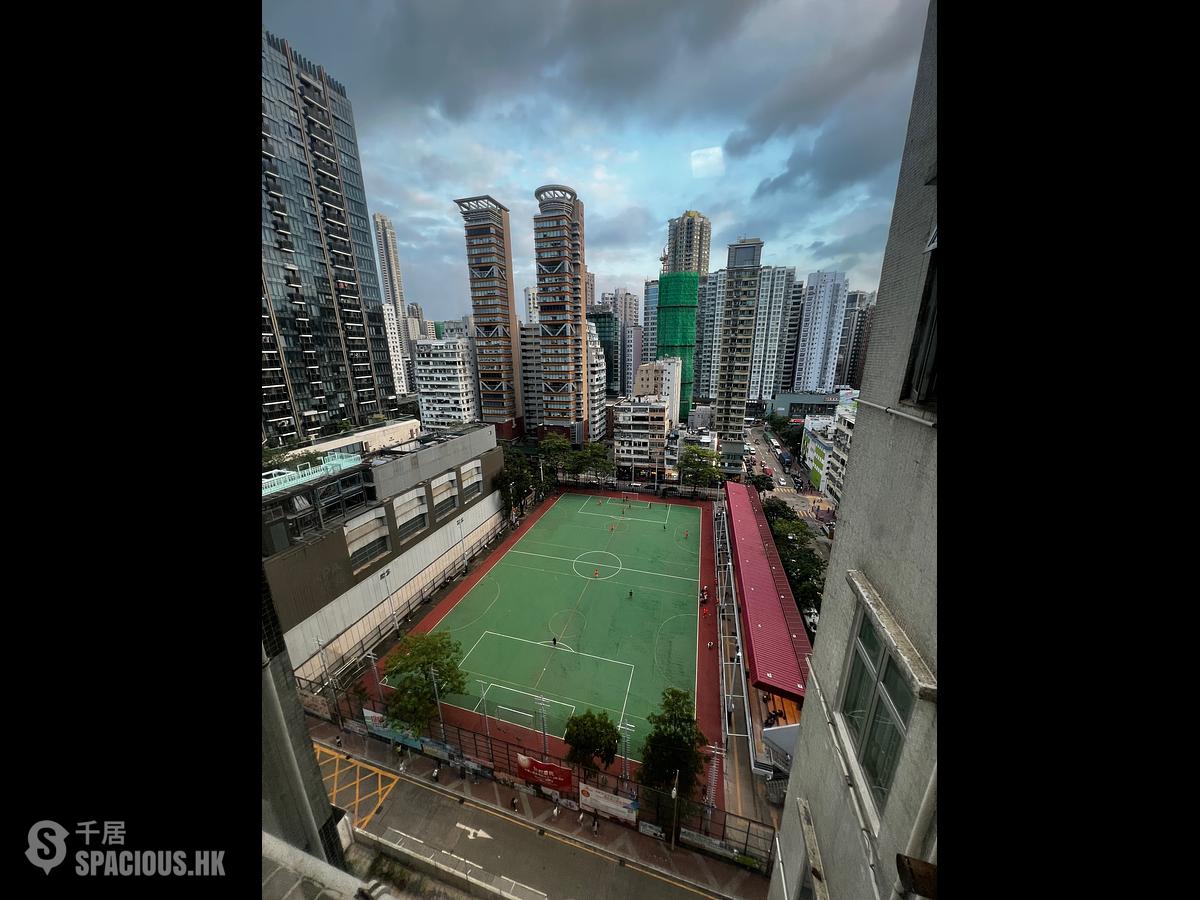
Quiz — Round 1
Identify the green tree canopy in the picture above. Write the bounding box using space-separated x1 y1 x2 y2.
496 445 534 517
383 632 466 734
769 518 826 613
583 442 614 481
638 688 708 800
538 433 571 479
563 709 621 773
679 445 721 492
748 473 775 496
761 496 800 523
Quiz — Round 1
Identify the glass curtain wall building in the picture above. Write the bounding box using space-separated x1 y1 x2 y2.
262 31 397 446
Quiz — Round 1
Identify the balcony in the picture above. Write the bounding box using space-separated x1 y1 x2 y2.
262 138 276 158
276 239 295 253
284 274 302 288
269 199 288 217
264 178 284 197
262 158 280 178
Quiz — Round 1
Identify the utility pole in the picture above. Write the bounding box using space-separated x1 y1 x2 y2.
669 769 680 852
364 650 383 705
315 637 343 730
380 569 399 634
456 517 467 576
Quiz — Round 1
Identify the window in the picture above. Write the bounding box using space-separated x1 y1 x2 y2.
841 614 914 811
902 249 936 410
349 535 389 570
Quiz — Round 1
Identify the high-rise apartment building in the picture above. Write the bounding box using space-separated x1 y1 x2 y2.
655 272 698 425
847 298 877 390
776 279 806 395
713 238 764 451
748 266 796 410
587 303 622 396
456 195 524 439
769 5 936 897
643 280 659 364
524 287 538 325
612 396 671 478
261 32 398 446
413 338 478 428
694 270 726 403
586 272 596 309
602 287 639 328
519 322 543 431
586 321 606 441
665 210 711 275
533 184 590 443
794 271 849 393
373 213 410 393
624 325 643 397
835 290 876 388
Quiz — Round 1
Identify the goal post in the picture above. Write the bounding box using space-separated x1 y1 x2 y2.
620 492 652 508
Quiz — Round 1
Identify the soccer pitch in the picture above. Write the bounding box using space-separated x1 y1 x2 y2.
429 492 702 761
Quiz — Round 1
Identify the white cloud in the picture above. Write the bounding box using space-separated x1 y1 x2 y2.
691 147 725 178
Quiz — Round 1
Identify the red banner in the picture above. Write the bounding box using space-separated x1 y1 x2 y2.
516 753 574 791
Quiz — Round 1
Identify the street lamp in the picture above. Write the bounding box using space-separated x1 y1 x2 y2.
380 569 399 634
428 667 446 741
364 650 383 705
669 768 680 852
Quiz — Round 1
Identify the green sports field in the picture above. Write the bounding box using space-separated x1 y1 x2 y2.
429 492 702 760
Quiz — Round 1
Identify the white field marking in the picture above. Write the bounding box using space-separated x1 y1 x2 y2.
483 630 632 669
473 681 493 712
619 664 635 731
537 640 576 653
652 613 699 686
576 508 665 525
494 560 694 599
666 503 671 525
458 631 490 672
518 536 697 578
488 683 575 718
509 549 696 581
508 493 569 554
497 705 534 719
439 577 503 634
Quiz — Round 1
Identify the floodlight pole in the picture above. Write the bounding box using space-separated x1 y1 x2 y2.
618 721 635 784
380 569 399 634
475 679 493 759
535 696 550 761
365 650 383 705
315 636 343 730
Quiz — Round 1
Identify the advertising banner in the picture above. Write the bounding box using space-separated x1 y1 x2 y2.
579 785 638 824
516 754 574 792
420 738 457 762
678 828 740 860
638 821 666 840
461 757 495 779
363 709 422 749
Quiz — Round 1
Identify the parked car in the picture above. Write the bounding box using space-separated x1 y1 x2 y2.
778 478 787 486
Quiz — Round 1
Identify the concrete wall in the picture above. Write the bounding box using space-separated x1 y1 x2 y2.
372 427 497 500
769 4 936 899
285 493 503 674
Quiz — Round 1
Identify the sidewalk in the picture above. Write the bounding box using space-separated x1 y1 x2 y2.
310 719 769 900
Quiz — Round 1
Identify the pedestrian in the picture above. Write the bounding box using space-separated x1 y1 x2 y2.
707 641 714 649
579 811 586 824
663 523 667 530
432 767 439 782
553 636 557 647
594 569 599 578
684 530 688 539
629 589 633 598
553 804 560 818
334 735 343 750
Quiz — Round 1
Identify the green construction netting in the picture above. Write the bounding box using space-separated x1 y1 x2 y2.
655 272 698 424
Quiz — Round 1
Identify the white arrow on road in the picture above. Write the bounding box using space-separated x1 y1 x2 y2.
455 823 492 840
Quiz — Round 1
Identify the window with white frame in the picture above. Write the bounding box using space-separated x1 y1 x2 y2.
841 612 916 812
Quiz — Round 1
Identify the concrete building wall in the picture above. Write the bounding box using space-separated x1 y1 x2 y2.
769 3 936 898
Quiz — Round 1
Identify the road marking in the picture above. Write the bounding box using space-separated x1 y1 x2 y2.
455 822 492 840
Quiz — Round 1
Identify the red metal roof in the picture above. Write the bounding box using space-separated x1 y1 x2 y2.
724 482 812 702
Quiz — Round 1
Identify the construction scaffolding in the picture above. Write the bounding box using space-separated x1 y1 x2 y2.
655 272 698 424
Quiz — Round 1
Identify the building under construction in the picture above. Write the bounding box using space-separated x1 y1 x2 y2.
655 271 698 425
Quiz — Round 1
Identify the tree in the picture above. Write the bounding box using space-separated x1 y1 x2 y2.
761 496 800 523
496 445 534 518
769 518 826 614
539 433 571 481
583 442 614 483
262 443 323 474
766 412 789 434
563 709 621 775
678 446 721 494
748 473 775 496
638 688 708 802
566 449 589 484
382 632 466 735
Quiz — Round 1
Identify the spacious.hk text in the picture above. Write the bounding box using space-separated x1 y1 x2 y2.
75 850 225 877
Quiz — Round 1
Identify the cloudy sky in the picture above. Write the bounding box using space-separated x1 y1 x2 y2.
264 0 927 323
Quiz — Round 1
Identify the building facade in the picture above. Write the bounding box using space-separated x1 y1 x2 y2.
456 195 524 439
634 358 682 426
847 295 877 391
519 322 543 432
613 396 671 478
776 279 806 396
262 32 399 446
695 269 727 403
373 212 410 393
585 272 596 309
665 209 711 276
713 239 763 455
587 303 622 395
794 271 849 393
823 405 856 506
643 280 659 364
533 184 591 443
655 271 699 425
769 4 936 898
413 339 478 429
379 302 409 394
624 325 643 398
835 290 876 388
586 321 606 441
524 286 538 325
749 266 796 411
